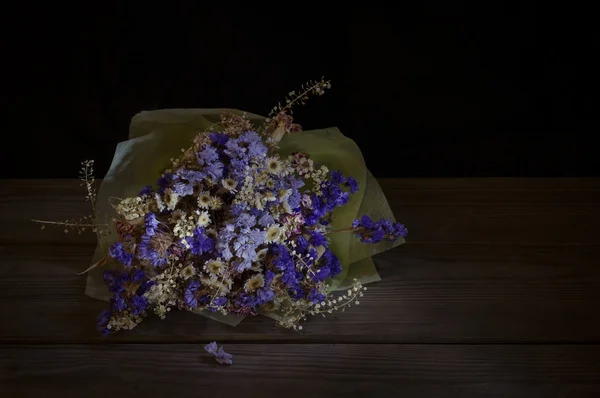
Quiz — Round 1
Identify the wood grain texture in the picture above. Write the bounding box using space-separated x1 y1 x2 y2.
1 344 599 398
1 242 599 343
1 179 599 395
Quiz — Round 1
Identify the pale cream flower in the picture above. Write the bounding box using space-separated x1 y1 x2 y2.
265 224 282 243
197 192 212 209
204 259 226 275
255 248 268 261
263 191 276 202
209 196 223 210
244 273 265 293
221 178 238 192
181 264 196 279
266 157 283 175
163 188 179 211
278 188 292 202
197 211 211 227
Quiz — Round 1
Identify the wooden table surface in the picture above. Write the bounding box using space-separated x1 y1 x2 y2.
1 179 599 397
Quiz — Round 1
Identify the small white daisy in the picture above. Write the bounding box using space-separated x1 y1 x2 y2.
263 191 276 202
197 211 211 227
209 196 223 210
204 259 225 275
255 248 268 261
181 264 196 279
163 188 180 211
265 224 282 243
244 273 265 293
278 188 292 202
221 178 238 192
266 157 283 175
197 192 212 209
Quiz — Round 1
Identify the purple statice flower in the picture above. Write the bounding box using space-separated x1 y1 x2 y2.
204 341 233 365
131 268 147 283
239 130 268 158
224 138 246 159
176 168 205 182
288 177 305 190
156 173 174 194
138 185 154 197
229 157 248 177
311 248 341 282
109 241 134 267
103 270 127 294
230 204 245 216
186 228 215 256
111 296 127 312
353 215 407 243
235 291 259 308
204 161 224 179
309 288 326 304
100 268 154 335
390 222 408 237
172 168 204 197
184 280 201 308
256 288 275 304
271 244 304 291
217 224 237 251
235 213 257 228
309 230 327 247
346 176 359 194
197 145 220 165
264 270 276 285
233 228 265 269
207 296 228 311
330 170 346 184
144 213 159 236
296 235 310 253
209 132 229 146
137 233 170 267
172 181 194 197
97 310 112 336
258 212 274 227
287 190 301 209
352 215 374 229
130 295 149 315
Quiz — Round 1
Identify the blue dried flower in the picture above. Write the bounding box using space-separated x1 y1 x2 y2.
109 242 133 267
209 132 229 146
138 185 153 197
204 341 233 365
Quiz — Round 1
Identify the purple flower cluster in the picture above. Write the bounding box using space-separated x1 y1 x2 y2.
97 109 406 335
352 215 408 244
97 268 154 335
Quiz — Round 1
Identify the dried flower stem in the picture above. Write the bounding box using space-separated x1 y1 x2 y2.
77 255 110 275
266 78 332 121
31 219 104 228
32 160 105 235
325 227 357 235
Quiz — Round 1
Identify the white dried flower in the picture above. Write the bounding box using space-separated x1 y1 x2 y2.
265 224 282 243
197 211 211 227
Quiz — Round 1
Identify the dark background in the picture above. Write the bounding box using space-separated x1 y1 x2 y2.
3 4 599 178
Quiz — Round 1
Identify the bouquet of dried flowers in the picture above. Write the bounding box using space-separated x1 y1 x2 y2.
34 79 406 362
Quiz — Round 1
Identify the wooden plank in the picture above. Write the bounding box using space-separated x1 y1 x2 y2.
1 344 599 397
381 178 600 244
2 243 599 343
2 178 600 245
